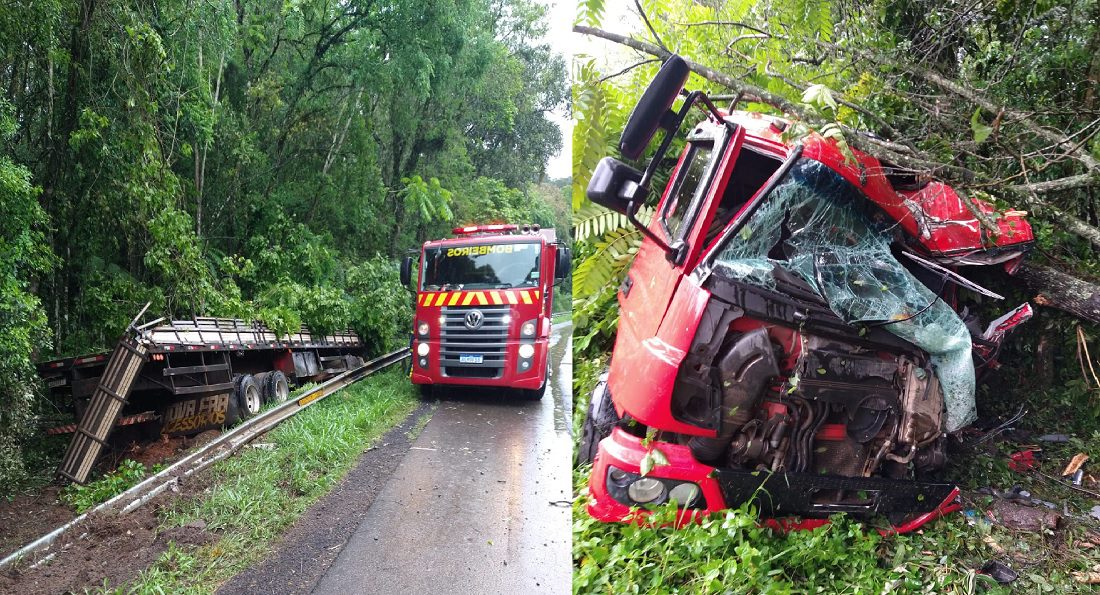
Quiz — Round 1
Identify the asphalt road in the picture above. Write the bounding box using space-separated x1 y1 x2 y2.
311 322 573 594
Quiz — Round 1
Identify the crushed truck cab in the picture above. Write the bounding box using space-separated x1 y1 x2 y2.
579 55 1033 533
404 224 569 398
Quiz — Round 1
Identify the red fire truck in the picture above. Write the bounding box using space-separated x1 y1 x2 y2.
401 224 570 399
578 56 1034 533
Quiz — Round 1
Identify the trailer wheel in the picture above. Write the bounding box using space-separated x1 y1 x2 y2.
235 375 263 420
578 371 617 465
263 370 290 404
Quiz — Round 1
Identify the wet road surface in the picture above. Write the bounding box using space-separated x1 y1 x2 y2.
312 322 573 594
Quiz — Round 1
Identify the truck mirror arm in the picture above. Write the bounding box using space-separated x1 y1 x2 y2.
629 90 731 268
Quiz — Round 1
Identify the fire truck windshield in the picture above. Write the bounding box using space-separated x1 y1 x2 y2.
421 242 541 290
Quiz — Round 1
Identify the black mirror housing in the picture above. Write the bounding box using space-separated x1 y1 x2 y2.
586 157 645 215
555 248 572 280
400 256 413 287
619 55 690 160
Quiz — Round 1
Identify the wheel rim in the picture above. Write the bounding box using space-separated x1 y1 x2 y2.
245 384 262 414
274 379 289 403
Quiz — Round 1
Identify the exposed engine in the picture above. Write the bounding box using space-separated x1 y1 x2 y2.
676 322 948 508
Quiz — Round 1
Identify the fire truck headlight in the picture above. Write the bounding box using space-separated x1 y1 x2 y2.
518 344 535 359
417 321 430 336
417 342 430 356
627 477 666 504
521 321 536 336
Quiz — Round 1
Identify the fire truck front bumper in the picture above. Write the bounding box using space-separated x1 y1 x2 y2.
410 336 549 390
587 427 961 534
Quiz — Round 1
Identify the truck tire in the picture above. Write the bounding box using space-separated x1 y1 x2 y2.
263 370 290 404
234 374 263 420
418 384 435 400
578 372 617 465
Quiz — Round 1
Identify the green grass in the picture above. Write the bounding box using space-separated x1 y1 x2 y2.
60 459 159 513
111 369 419 594
572 359 1100 594
552 311 573 324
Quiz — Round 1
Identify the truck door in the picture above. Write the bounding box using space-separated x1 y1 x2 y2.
617 123 745 338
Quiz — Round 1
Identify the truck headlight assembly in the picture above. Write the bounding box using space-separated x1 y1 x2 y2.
605 465 704 509
521 321 536 336
518 344 534 359
417 321 429 336
627 477 666 504
417 342 430 356
668 483 702 508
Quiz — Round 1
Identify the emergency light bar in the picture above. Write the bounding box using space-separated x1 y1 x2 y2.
452 224 545 235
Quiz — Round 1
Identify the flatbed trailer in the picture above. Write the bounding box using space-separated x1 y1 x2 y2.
38 309 369 483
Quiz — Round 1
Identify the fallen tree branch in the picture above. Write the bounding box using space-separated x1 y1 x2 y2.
1014 262 1100 325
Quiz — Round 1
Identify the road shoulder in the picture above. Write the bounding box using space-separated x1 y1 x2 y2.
216 401 433 595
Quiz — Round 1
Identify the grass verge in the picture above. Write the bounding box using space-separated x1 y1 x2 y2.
114 368 418 594
572 359 1100 593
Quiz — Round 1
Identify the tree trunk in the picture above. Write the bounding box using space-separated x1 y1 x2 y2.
1014 262 1100 325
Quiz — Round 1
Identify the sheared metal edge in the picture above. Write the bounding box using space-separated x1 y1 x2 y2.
0 349 410 571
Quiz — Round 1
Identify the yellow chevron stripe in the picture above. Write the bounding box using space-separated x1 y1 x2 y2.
461 292 475 306
506 291 519 305
520 290 533 304
534 290 541 300
448 292 462 306
490 291 503 305
474 292 488 305
434 293 447 307
417 293 425 306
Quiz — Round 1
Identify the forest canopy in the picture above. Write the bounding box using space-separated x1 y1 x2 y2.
0 0 568 489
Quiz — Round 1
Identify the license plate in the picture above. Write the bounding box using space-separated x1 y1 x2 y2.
459 354 483 364
48 378 67 388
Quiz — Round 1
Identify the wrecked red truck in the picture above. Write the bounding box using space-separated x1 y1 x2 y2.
578 55 1034 532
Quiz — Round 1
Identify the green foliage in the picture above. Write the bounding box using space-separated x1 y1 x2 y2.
0 104 53 493
60 459 150 513
347 256 413 353
401 176 454 225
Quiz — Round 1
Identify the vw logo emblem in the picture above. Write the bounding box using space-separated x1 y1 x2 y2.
464 310 484 330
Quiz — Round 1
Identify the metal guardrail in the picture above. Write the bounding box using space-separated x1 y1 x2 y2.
0 348 410 571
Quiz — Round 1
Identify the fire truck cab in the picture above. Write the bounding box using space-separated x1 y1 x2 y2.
579 56 1034 532
402 224 570 399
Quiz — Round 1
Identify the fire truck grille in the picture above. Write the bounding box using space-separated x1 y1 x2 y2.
440 306 509 378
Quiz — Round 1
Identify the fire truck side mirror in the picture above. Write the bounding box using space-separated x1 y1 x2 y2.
555 248 571 281
587 157 644 215
619 55 690 160
400 256 413 287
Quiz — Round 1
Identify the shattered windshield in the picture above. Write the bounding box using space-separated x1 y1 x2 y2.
421 242 540 290
711 158 976 431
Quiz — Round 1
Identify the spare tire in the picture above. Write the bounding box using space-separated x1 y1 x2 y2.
263 370 290 404
234 374 263 420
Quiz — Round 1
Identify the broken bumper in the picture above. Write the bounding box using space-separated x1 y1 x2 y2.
587 427 961 534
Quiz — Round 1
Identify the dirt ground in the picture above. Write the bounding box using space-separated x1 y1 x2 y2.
0 428 228 594
0 486 75 560
0 409 426 594
0 472 216 594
